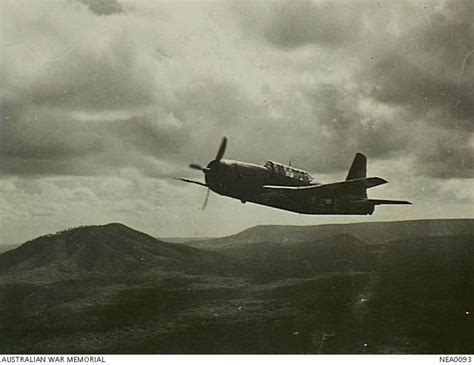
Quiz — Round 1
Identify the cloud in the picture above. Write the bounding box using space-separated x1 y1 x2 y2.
353 0 474 178
233 0 474 178
0 0 472 246
0 0 185 177
413 126 474 178
359 2 474 129
233 0 367 49
2 0 472 180
78 0 124 15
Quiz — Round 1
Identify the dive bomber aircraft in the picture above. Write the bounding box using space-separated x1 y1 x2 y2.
176 137 411 215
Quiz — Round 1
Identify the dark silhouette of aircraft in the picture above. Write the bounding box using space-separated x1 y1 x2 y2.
176 137 411 214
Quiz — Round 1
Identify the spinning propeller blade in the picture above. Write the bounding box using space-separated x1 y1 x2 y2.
202 188 210 210
215 137 227 161
187 137 227 210
189 163 204 171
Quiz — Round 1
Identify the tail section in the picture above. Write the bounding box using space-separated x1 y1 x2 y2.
333 177 386 198
343 153 412 206
346 153 367 181
345 153 367 197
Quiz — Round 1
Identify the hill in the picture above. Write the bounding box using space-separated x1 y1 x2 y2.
0 244 19 254
0 219 473 354
0 223 237 281
185 219 474 249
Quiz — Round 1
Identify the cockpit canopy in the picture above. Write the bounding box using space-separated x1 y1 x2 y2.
263 160 313 183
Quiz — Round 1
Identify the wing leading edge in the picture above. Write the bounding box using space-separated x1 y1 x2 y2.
262 177 387 194
174 178 208 188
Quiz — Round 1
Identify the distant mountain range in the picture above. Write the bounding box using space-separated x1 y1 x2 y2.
184 218 474 248
0 219 472 354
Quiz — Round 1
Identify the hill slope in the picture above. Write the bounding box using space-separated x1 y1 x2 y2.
0 220 472 354
0 223 234 281
186 219 474 248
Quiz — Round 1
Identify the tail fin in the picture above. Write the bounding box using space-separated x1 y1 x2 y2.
345 153 367 198
346 153 367 181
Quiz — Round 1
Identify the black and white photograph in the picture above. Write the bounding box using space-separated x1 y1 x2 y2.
0 0 473 356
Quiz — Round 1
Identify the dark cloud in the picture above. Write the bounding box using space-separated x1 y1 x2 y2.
366 54 473 124
0 0 472 247
307 85 409 157
107 110 190 160
0 112 190 178
0 0 185 177
234 0 473 178
234 0 366 49
0 100 104 174
360 1 474 130
0 95 189 177
1 0 472 180
353 0 474 178
25 37 156 111
263 1 361 49
78 0 123 16
170 82 408 176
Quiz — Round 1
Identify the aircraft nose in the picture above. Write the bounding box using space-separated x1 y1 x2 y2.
206 160 221 172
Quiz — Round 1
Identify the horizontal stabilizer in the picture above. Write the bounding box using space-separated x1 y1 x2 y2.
174 177 207 188
368 199 412 205
354 177 387 189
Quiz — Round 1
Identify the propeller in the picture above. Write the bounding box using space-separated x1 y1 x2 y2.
189 163 204 171
215 137 227 161
189 137 227 173
202 188 210 210
188 137 227 210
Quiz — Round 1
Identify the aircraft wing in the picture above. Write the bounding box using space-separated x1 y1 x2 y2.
262 177 388 198
174 177 208 188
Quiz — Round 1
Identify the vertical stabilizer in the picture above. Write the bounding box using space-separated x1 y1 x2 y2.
346 153 367 181
345 153 367 198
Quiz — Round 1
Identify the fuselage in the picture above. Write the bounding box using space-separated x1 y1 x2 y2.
205 159 315 195
204 159 375 215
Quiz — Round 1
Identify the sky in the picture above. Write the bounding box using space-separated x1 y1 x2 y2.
0 0 473 246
